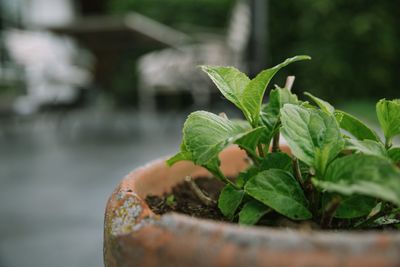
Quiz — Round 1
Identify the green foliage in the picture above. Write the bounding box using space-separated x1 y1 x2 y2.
313 154 400 206
280 104 344 175
239 200 271 225
376 99 400 146
269 1 400 101
168 55 400 229
334 110 381 142
218 184 245 220
244 169 312 220
346 139 388 159
202 56 310 126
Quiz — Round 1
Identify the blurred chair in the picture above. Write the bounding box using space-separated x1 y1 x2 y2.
137 0 251 112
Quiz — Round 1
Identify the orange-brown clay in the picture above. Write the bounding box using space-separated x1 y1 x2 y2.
104 145 400 267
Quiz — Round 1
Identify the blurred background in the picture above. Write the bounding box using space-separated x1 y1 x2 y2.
0 0 399 266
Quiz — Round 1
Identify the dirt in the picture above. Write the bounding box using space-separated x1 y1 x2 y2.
145 177 227 221
145 177 399 231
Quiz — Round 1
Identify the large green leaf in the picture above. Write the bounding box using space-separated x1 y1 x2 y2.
239 200 271 225
376 99 400 143
313 154 400 206
346 139 388 159
335 110 380 142
242 55 311 126
183 111 258 165
304 92 334 114
244 169 312 220
200 66 250 119
281 104 345 175
218 184 245 220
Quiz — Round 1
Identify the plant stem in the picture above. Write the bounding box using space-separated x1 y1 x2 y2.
271 76 295 153
272 131 280 152
185 176 216 206
212 168 239 189
292 157 304 188
257 144 265 157
385 137 392 149
285 76 296 90
321 196 341 228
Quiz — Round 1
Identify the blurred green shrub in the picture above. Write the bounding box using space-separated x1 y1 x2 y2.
269 0 400 102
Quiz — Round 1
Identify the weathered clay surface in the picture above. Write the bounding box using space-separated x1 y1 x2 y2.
104 145 400 267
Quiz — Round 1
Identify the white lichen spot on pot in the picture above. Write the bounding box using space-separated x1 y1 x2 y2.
111 191 144 235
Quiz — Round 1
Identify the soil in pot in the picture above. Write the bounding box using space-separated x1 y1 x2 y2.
146 177 227 221
145 177 323 230
145 177 400 231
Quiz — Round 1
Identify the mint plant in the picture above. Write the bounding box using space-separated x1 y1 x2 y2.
167 55 400 229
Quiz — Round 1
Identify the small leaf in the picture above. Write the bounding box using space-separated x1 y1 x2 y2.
218 184 245 220
260 87 299 145
281 104 345 175
304 92 335 114
322 194 376 219
259 152 292 171
239 200 271 225
201 66 250 119
335 110 380 142
346 139 388 159
244 169 312 220
388 147 400 163
312 154 400 206
376 99 400 143
242 55 311 126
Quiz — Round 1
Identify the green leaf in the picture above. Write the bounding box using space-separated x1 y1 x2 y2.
242 55 311 126
167 142 192 166
259 87 300 145
346 139 388 159
335 110 380 142
236 166 259 188
244 169 312 220
323 194 376 219
281 104 345 175
235 153 292 188
388 147 400 163
312 154 400 206
218 184 245 220
235 126 266 158
200 66 250 119
376 99 400 143
183 111 255 165
304 92 335 114
239 200 271 225
259 152 292 171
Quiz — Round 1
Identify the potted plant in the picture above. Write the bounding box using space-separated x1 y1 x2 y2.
104 56 400 267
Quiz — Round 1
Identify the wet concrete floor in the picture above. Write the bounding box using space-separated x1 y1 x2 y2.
0 110 185 267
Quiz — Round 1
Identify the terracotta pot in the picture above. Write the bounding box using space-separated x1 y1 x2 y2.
104 145 400 267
